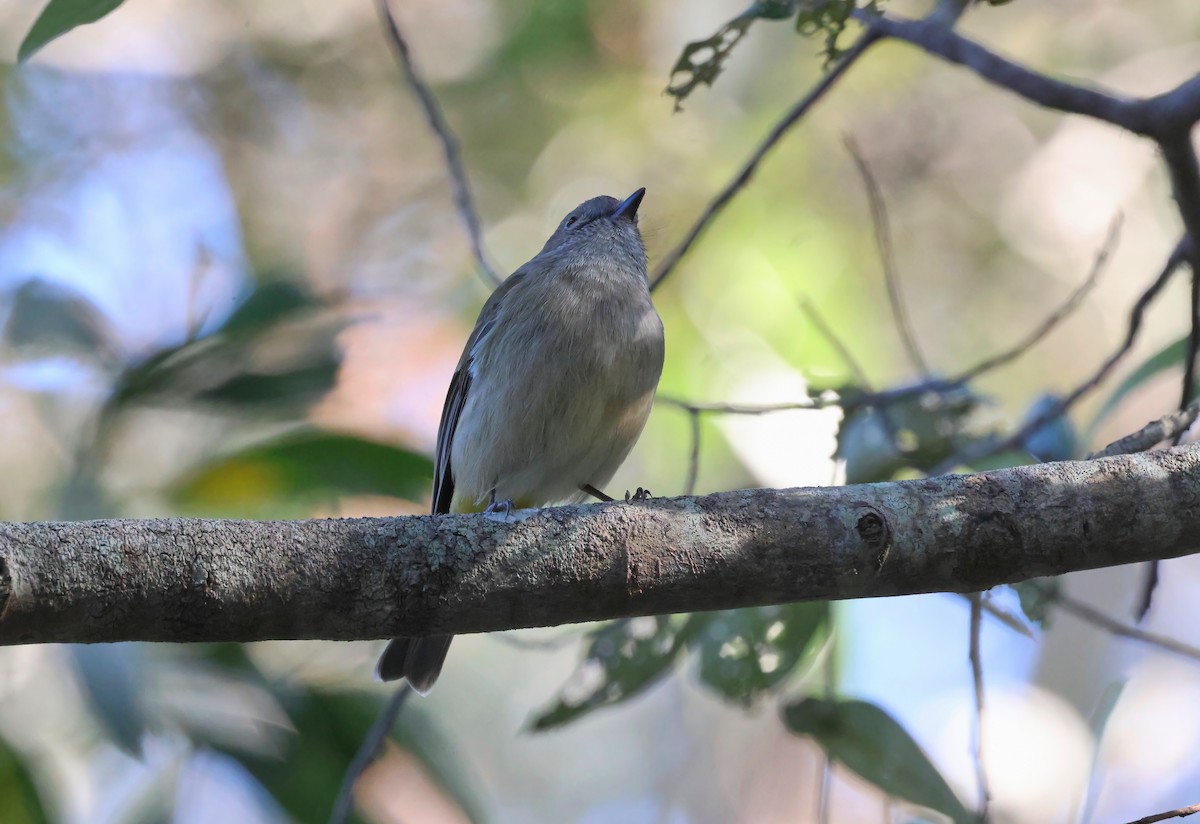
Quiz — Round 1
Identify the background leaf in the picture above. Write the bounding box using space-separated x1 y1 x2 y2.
3 279 111 357
18 0 127 63
172 431 433 515
697 603 828 704
0 735 48 824
784 697 973 824
1092 335 1189 429
531 615 705 730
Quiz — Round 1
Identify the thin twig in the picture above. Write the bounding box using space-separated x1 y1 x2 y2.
1045 586 1200 665
953 216 1122 384
1178 267 1200 446
657 396 829 415
684 410 701 496
1089 399 1200 459
928 238 1190 475
1122 803 1200 824
844 136 931 376
329 686 411 824
649 30 879 291
968 593 991 822
376 0 501 288
960 593 1035 640
1135 562 1159 624
491 629 586 651
800 298 872 386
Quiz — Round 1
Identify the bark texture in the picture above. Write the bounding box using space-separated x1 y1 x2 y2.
2 446 1198 646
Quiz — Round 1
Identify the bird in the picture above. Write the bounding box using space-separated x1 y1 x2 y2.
376 188 665 693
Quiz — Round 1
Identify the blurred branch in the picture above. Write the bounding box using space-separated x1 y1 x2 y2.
968 593 990 822
376 0 501 288
329 687 410 824
1040 584 1200 665
953 216 1121 384
800 298 872 385
929 237 1190 474
650 30 879 291
1123 802 1200 824
1090 399 1200 459
4 447 1200 645
844 136 931 376
859 12 1154 135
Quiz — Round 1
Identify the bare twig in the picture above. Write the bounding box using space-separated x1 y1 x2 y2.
953 216 1122 384
684 409 701 496
844 136 931 376
929 238 1190 475
376 0 501 288
649 30 879 291
1181 268 1200 426
860 13 1154 136
800 299 872 386
1089 399 1200 459
1122 802 1200 824
964 594 1035 640
968 593 991 822
329 686 411 824
656 396 829 415
1045 586 1200 665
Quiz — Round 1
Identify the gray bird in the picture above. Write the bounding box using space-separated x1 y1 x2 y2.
377 188 665 692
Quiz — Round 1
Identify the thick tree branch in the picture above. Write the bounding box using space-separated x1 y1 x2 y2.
2 447 1199 646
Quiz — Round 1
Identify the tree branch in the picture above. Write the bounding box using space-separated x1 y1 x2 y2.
376 0 501 287
861 13 1153 135
3 447 1200 645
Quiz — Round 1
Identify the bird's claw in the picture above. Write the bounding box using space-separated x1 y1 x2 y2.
624 487 652 502
484 498 514 519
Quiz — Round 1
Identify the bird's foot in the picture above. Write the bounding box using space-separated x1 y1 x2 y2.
484 498 514 520
624 487 652 502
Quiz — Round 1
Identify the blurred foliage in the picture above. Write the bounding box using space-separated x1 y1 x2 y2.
106 281 338 417
1020 393 1079 462
173 431 432 516
0 735 47 824
1012 577 1058 629
784 697 973 824
1092 335 1193 429
3 279 113 360
666 0 887 106
18 0 127 63
836 383 992 483
534 604 828 729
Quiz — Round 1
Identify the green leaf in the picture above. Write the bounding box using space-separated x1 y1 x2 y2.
784 697 973 824
838 383 989 482
219 281 322 339
172 431 432 515
0 735 48 824
698 603 828 704
4 279 111 357
531 615 706 730
1012 577 1057 629
18 0 127 63
1092 336 1189 429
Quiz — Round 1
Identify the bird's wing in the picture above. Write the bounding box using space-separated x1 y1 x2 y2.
431 271 529 515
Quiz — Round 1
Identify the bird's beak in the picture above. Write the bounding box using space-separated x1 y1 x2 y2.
611 187 646 221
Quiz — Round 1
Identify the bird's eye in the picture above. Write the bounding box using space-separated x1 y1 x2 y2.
565 215 578 228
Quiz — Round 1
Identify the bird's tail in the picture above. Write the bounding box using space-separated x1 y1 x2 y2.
376 636 453 695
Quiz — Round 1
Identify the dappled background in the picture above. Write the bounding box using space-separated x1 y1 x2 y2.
0 0 1199 822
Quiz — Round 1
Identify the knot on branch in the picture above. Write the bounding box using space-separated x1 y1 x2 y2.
854 505 892 570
